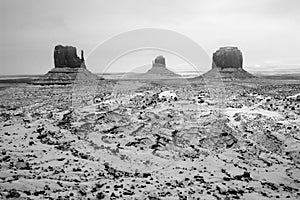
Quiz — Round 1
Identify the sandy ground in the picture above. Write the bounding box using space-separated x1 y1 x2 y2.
0 78 299 199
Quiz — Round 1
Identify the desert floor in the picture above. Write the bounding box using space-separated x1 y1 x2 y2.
0 78 299 200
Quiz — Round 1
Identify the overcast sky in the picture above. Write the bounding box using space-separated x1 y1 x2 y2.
1 0 300 75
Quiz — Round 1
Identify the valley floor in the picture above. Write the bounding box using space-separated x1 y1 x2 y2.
0 78 299 199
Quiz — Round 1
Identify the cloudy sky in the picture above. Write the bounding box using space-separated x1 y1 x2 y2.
1 0 300 75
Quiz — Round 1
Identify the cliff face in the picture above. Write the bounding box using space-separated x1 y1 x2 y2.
203 47 254 79
153 55 166 67
54 45 86 68
212 47 243 69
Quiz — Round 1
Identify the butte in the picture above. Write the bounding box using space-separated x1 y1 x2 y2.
126 56 180 80
202 47 254 79
33 45 101 85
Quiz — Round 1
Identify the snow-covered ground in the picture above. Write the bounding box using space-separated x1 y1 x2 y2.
0 80 299 199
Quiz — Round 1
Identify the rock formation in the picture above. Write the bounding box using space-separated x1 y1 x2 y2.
146 56 173 75
203 47 254 79
125 56 180 79
54 45 86 68
33 45 101 85
212 47 242 69
145 56 180 78
153 55 166 66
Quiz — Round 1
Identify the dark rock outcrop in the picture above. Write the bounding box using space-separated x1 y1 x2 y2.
32 45 101 85
54 45 85 68
212 47 242 69
202 47 254 79
153 55 166 67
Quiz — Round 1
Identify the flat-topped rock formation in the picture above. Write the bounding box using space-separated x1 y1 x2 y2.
203 47 254 79
33 45 101 85
146 56 177 76
153 55 166 66
54 45 86 68
125 56 180 79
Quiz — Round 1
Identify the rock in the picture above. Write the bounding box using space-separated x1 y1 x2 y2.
216 185 227 195
212 47 243 69
124 56 180 79
142 173 151 178
201 47 254 79
147 56 176 76
96 192 105 199
33 190 45 196
158 91 177 101
123 189 134 195
153 55 166 67
243 171 251 178
32 44 102 85
228 188 238 195
6 189 20 198
287 93 300 101
54 45 85 68
15 159 30 170
234 171 252 181
223 176 231 181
